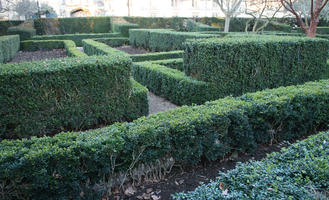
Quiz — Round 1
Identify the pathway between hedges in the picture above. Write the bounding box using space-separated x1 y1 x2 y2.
76 46 178 114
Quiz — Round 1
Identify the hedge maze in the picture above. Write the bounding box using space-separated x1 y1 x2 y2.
0 16 328 199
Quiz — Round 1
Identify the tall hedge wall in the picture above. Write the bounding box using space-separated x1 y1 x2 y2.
0 35 20 63
184 36 329 99
129 29 217 51
173 129 329 199
34 17 113 35
0 55 146 139
0 20 24 36
0 79 328 199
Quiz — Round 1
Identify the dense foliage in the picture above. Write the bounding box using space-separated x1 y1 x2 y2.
0 79 328 199
7 26 36 41
0 35 20 63
173 130 329 199
34 17 113 35
112 23 139 37
150 58 184 71
0 20 24 36
130 50 183 62
186 19 220 32
133 62 214 105
0 55 148 139
129 29 216 51
184 36 329 99
32 32 121 46
94 37 129 47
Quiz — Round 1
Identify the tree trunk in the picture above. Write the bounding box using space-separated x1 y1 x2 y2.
224 15 231 32
306 21 319 37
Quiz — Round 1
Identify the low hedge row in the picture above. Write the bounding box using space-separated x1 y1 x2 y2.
184 36 329 99
112 23 139 37
0 35 20 63
0 79 328 199
0 55 144 139
32 32 121 46
0 20 24 36
173 130 329 199
130 50 183 62
94 37 129 47
82 39 125 56
150 58 184 71
129 29 216 51
187 19 220 32
297 26 329 34
20 40 87 57
133 62 214 105
7 26 36 40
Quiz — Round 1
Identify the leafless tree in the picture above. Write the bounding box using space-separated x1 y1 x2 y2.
280 0 329 37
215 0 243 32
0 0 14 13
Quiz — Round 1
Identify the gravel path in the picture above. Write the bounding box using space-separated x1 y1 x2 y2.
115 45 150 54
148 92 178 115
8 49 67 64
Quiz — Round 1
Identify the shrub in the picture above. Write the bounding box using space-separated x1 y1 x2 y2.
94 37 129 47
112 23 139 37
130 50 183 62
0 20 24 36
184 36 329 99
0 55 148 139
297 26 329 34
32 32 121 46
20 40 87 57
7 26 36 40
173 130 329 199
0 79 328 199
150 58 184 71
34 17 113 35
129 29 217 51
133 62 214 105
0 35 20 63
187 19 220 32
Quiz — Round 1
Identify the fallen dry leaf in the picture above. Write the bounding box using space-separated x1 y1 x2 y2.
146 188 153 193
151 194 161 200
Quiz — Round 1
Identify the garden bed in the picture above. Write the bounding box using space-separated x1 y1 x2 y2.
8 49 67 63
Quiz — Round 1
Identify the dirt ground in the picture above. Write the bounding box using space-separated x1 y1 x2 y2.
148 92 178 115
8 49 67 63
115 45 150 54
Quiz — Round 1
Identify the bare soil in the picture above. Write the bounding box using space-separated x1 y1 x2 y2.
115 45 150 54
8 49 67 64
148 92 178 115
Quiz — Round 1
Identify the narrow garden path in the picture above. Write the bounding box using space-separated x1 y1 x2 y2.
148 92 178 115
8 49 67 63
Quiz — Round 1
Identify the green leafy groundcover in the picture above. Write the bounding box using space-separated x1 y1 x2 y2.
173 129 329 200
0 35 20 63
184 36 329 99
0 79 328 199
0 55 148 139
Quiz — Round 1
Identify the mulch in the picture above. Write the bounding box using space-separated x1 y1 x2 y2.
8 49 67 64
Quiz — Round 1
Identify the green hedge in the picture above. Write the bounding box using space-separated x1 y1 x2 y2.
173 130 329 199
0 20 24 36
297 26 329 34
129 29 217 51
133 62 214 105
7 26 36 41
184 36 329 99
94 37 129 47
0 54 147 139
150 58 184 71
32 32 121 46
34 17 113 35
20 40 87 57
0 79 328 199
130 50 183 62
0 35 20 63
187 19 220 32
112 23 139 37
82 39 125 56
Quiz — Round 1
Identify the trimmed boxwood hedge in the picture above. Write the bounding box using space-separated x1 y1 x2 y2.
129 29 217 51
150 58 184 71
173 130 329 199
20 40 87 57
0 55 147 139
133 62 214 105
187 19 220 32
32 32 121 46
112 23 139 37
184 36 329 99
0 79 328 199
7 26 36 41
82 38 125 56
0 20 24 36
94 37 129 47
297 26 329 34
0 35 20 63
130 50 183 62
